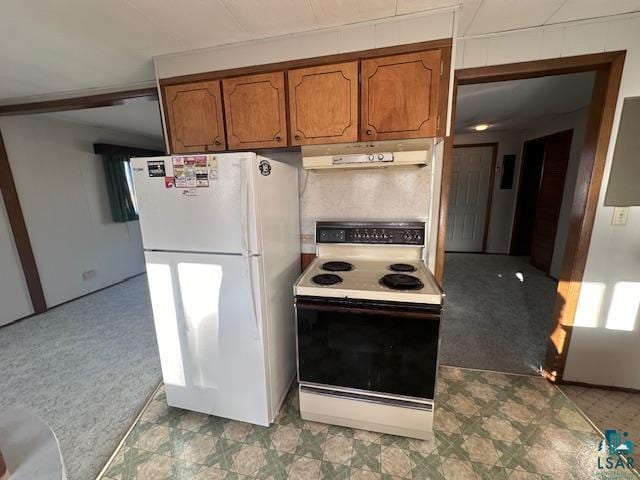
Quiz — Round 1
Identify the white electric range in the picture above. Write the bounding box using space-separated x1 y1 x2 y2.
294 222 443 440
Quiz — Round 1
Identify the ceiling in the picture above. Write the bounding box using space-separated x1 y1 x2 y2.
454 71 596 133
1 0 640 104
43 99 164 141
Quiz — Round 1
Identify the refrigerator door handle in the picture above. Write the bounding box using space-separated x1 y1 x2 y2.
241 160 260 339
244 255 260 340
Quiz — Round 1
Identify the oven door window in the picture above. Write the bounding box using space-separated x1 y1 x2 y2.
296 299 439 399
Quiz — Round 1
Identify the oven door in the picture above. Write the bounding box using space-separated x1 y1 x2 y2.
296 296 440 400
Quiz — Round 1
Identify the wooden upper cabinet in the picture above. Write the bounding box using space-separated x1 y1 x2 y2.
288 62 358 146
361 50 441 141
222 72 287 150
162 80 226 153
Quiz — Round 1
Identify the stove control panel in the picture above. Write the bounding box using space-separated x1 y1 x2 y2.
316 222 425 245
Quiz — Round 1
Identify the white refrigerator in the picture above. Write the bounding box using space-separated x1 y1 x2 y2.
131 152 300 426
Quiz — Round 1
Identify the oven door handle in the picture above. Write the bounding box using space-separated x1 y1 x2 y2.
295 300 440 320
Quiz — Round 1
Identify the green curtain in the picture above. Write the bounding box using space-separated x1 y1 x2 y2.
102 153 138 223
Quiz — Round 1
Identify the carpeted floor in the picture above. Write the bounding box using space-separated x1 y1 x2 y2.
440 253 558 375
0 274 161 480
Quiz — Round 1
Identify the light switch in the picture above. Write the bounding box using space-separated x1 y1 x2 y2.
612 207 629 225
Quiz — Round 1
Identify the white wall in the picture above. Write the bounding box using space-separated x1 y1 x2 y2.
457 13 640 389
0 194 33 325
0 115 162 308
523 109 589 279
453 131 525 254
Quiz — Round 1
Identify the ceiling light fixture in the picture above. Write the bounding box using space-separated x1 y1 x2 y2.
474 124 489 131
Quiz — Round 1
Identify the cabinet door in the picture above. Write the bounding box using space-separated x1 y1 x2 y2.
288 62 358 146
163 80 226 153
361 50 441 141
223 72 287 150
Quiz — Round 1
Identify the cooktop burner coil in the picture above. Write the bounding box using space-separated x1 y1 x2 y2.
380 273 424 291
321 261 354 272
312 274 343 286
388 263 417 272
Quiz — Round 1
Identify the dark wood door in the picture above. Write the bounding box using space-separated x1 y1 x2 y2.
288 62 358 146
223 72 287 150
530 130 573 273
511 140 545 256
361 50 441 141
163 80 226 153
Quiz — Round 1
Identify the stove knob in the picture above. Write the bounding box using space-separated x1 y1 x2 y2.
368 154 375 161
378 154 385 160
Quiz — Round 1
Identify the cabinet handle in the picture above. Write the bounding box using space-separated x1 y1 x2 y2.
294 134 300 140
214 140 221 146
275 135 282 142
366 129 372 135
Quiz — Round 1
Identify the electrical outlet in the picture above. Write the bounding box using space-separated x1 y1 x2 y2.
612 207 629 225
82 269 97 281
300 234 314 244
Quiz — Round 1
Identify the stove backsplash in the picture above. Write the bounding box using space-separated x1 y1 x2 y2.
298 165 432 253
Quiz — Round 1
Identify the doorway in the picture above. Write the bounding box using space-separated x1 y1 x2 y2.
511 129 573 276
435 51 625 380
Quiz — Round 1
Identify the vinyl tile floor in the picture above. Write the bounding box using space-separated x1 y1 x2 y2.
99 367 637 480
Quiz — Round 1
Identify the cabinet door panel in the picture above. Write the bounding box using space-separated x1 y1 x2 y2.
163 80 226 153
223 72 287 150
361 50 441 141
288 62 358 146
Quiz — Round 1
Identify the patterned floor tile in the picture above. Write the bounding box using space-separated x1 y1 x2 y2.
351 440 382 472
224 420 255 441
440 457 477 479
380 446 412 478
433 411 461 434
99 367 615 480
408 435 438 455
324 434 354 465
434 432 470 462
289 455 321 480
257 449 294 479
462 435 500 465
349 468 381 480
354 429 383 444
408 451 445 479
296 429 328 460
271 424 303 453
182 432 218 464
321 461 350 480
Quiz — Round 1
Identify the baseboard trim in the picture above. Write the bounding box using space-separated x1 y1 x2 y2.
0 271 146 330
559 379 640 394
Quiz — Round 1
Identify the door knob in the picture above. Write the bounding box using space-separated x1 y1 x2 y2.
275 135 282 142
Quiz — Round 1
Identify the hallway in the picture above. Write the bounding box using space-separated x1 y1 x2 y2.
439 253 558 375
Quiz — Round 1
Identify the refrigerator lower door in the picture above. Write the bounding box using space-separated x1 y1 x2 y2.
144 250 269 425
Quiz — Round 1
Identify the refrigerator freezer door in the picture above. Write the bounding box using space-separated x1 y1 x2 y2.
131 154 257 254
144 250 270 425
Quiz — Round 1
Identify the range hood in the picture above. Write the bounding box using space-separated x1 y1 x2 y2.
301 138 434 170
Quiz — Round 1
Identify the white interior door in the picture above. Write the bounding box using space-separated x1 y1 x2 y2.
144 250 270 425
446 146 494 252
